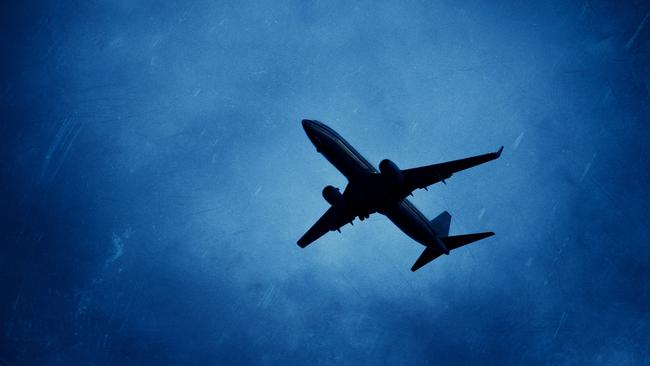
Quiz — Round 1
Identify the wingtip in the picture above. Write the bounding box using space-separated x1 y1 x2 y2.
495 146 504 158
480 231 496 239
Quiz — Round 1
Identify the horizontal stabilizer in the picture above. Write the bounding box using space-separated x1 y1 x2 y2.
411 232 495 272
440 232 495 251
411 246 442 272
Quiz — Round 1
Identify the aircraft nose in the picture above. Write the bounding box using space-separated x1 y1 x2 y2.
302 119 323 151
302 119 318 138
302 119 315 131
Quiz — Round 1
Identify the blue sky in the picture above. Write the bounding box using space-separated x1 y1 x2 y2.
2 1 649 364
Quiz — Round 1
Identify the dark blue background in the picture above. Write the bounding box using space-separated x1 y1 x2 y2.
2 1 649 364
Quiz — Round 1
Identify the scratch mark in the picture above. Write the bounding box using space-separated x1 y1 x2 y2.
580 153 597 182
553 311 567 339
258 284 276 308
512 132 525 150
107 229 131 264
409 122 418 133
41 120 83 183
50 125 82 181
42 120 70 177
626 9 650 49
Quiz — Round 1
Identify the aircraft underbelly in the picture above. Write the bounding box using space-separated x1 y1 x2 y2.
320 134 377 177
383 200 433 246
324 151 365 178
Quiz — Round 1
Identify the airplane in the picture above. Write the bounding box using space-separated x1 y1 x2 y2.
297 119 503 272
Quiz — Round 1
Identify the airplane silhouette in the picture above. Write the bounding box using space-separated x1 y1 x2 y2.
297 120 503 271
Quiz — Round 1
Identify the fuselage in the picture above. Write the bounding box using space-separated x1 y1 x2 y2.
302 119 441 248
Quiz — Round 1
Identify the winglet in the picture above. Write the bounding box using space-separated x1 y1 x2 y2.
496 146 503 159
495 146 504 158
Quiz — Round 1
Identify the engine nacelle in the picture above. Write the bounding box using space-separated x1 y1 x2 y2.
379 159 404 186
322 185 344 207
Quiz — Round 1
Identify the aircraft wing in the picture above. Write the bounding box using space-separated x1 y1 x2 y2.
297 206 353 248
402 146 503 191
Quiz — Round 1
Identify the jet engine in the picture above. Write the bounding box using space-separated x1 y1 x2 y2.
322 185 344 207
379 159 404 187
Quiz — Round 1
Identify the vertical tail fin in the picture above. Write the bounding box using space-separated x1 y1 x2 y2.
430 211 451 236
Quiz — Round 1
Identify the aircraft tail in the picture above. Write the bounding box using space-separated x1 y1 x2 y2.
411 231 495 272
429 211 451 236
